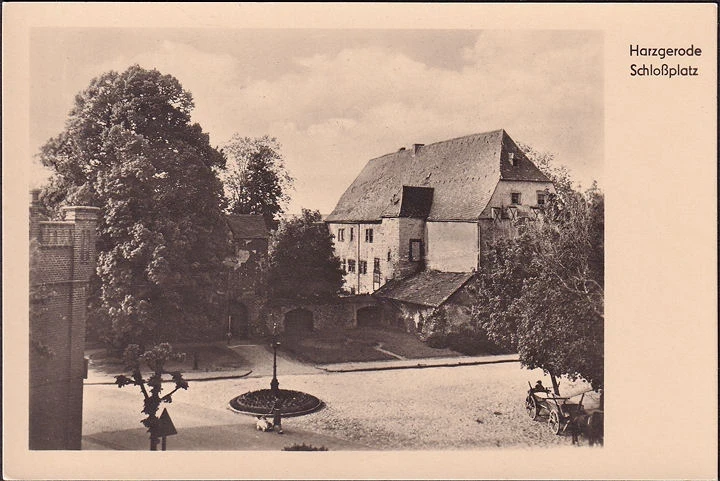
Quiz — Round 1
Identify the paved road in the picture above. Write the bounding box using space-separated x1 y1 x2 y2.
82 356 597 451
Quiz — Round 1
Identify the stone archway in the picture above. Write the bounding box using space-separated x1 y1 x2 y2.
229 301 249 338
283 308 314 335
356 306 383 327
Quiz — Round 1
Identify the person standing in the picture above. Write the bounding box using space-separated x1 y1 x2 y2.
272 407 283 434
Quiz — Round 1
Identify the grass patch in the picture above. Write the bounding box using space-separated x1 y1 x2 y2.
88 342 250 375
280 329 393 364
279 326 462 364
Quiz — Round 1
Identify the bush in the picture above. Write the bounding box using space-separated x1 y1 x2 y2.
420 308 507 355
282 443 328 451
445 328 505 355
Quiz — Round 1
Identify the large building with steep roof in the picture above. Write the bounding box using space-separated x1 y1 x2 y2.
326 129 554 298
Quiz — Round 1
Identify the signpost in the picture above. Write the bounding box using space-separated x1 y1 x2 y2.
156 408 177 451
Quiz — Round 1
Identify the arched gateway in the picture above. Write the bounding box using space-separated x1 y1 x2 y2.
283 308 314 334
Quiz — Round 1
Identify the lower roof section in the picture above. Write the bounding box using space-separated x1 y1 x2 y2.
373 270 474 308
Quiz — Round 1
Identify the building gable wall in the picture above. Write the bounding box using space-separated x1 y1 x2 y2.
481 179 555 218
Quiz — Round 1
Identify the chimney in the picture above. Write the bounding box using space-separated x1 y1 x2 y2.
29 189 43 240
412 144 424 156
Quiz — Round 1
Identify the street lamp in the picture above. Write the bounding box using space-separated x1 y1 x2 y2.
226 268 232 345
270 323 281 395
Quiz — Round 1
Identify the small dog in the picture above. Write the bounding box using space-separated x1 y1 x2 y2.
255 416 273 432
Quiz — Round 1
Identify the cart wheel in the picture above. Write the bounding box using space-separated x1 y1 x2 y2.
525 395 539 420
548 410 562 435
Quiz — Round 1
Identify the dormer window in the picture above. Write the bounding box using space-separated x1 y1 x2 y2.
508 152 518 167
511 192 521 205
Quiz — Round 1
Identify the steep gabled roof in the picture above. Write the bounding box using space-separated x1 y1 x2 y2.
326 129 550 223
226 214 269 239
373 270 474 308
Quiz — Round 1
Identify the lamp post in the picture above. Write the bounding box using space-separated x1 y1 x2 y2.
226 268 232 345
270 323 281 395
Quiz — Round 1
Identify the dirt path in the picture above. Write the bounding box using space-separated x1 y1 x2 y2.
373 342 406 360
226 342 320 377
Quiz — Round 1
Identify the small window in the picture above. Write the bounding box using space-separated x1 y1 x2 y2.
387 250 391 261
409 239 423 262
347 259 356 273
365 228 374 243
359 260 367 274
373 258 381 273
537 192 546 206
341 258 347 272
337 228 345 242
349 228 354 242
511 192 521 205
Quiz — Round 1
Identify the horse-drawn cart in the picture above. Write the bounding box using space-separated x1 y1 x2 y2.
525 381 587 435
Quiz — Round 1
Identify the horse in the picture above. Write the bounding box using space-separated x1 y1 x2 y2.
570 411 604 446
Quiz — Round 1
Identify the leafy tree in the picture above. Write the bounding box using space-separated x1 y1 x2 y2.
38 65 231 346
115 343 189 450
472 147 604 393
221 135 293 230
266 209 344 300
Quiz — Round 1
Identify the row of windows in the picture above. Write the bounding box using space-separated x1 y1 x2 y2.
342 257 382 274
341 239 423 275
511 192 546 206
337 228 374 243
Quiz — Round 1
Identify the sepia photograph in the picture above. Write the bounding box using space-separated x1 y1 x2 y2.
3 3 716 480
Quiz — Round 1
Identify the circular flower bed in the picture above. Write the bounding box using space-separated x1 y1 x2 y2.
229 389 324 417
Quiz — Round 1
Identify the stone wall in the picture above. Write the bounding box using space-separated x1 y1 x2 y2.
261 296 382 333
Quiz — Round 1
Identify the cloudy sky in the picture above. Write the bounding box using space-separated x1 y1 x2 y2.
30 28 603 215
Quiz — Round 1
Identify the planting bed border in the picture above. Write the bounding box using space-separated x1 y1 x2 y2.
229 389 324 417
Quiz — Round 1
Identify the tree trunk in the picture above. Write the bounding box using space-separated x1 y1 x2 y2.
550 373 560 395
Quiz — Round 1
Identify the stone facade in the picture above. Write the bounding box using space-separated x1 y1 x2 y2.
29 190 100 450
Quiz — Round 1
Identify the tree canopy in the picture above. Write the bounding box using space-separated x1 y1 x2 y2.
221 135 293 230
472 147 604 392
38 65 231 347
266 209 344 300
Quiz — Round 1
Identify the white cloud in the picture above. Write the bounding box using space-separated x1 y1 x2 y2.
32 31 603 214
